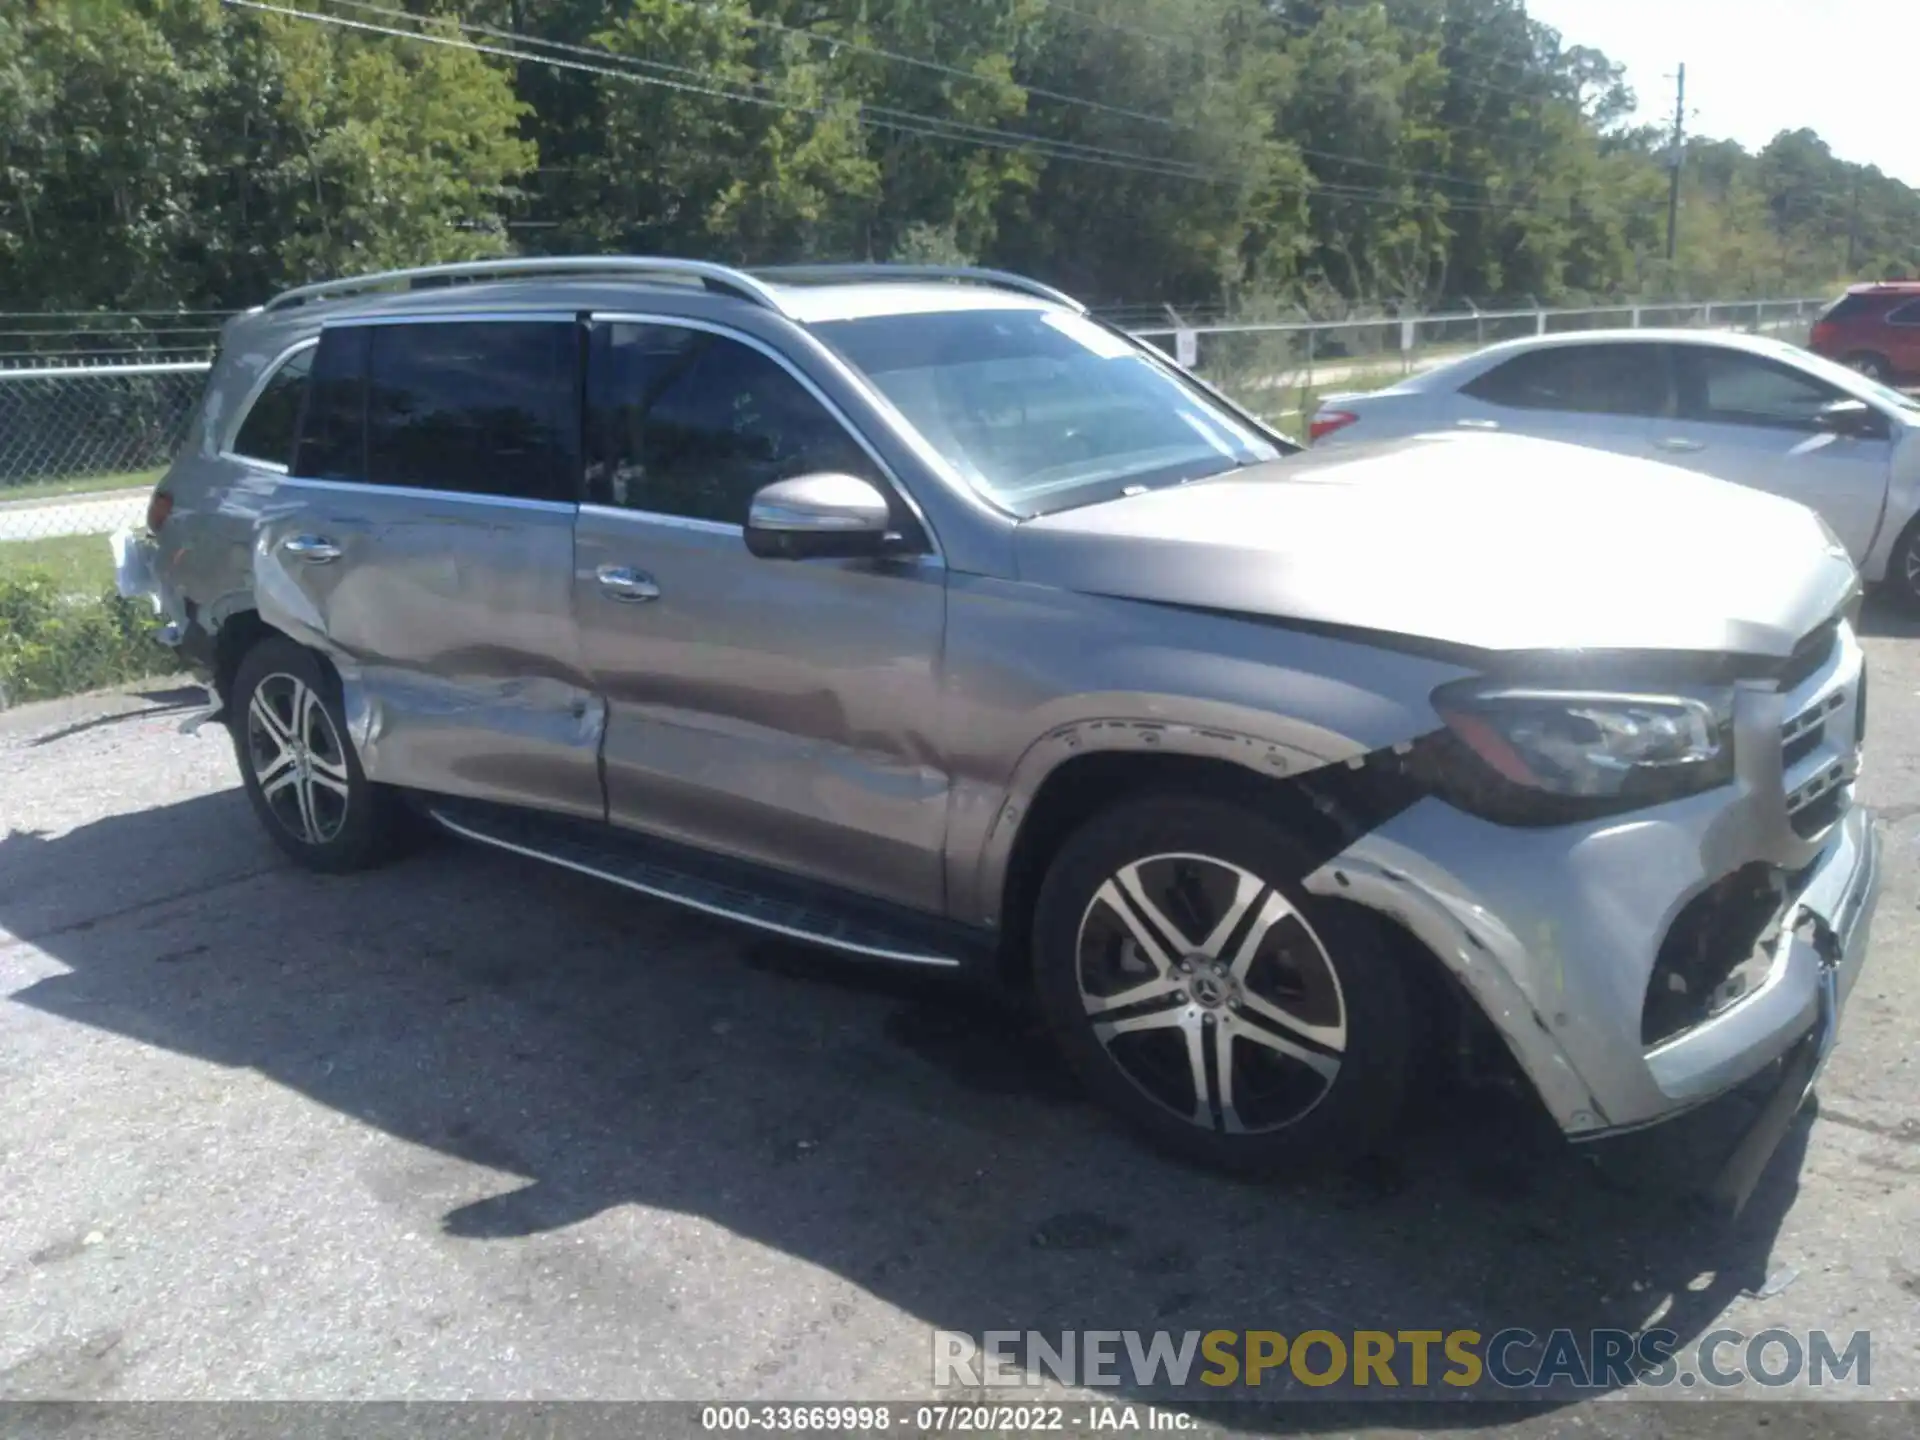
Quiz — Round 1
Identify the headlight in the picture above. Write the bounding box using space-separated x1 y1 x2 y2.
1426 679 1735 823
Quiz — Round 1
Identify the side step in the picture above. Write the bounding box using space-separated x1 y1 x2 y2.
424 797 979 970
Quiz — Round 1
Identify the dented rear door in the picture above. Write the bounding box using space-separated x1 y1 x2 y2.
254 315 603 819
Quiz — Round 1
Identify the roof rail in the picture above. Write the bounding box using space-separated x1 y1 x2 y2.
748 264 1086 314
263 256 786 314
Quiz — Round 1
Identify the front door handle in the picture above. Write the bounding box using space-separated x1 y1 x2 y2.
1654 436 1706 454
596 566 661 603
282 534 342 563
1456 418 1500 430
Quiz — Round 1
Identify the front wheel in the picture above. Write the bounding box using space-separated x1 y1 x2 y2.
1031 795 1412 1175
230 636 411 872
1884 518 1920 612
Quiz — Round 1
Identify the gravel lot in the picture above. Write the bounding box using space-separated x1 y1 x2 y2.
5 606 1920 1434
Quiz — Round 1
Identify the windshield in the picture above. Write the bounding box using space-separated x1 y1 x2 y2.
812 308 1285 517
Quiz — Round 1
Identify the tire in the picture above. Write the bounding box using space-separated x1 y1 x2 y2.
1031 794 1412 1176
1844 352 1893 384
228 636 411 872
1884 517 1920 612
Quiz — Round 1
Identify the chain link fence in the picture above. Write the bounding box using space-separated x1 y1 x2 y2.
1136 297 1829 434
0 360 212 707
0 294 1842 707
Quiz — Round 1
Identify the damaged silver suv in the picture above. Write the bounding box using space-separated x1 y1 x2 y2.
124 258 1881 1203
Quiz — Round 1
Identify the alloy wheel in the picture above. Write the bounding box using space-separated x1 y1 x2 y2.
1074 852 1347 1135
245 672 351 846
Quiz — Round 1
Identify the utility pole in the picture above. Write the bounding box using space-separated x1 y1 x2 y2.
1847 169 1861 273
1665 63 1687 263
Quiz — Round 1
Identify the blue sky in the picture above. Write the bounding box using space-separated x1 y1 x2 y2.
1523 0 1915 184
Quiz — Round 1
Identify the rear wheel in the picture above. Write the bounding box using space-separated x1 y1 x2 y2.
1031 794 1412 1175
1844 351 1893 384
230 637 411 872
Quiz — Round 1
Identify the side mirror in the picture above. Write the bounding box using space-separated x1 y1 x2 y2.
744 473 895 560
1815 398 1887 440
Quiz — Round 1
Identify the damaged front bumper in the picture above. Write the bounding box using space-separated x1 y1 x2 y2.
1301 616 1881 1203
1305 799 1878 1190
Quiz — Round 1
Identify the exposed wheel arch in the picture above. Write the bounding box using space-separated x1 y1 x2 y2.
212 609 283 710
992 747 1424 988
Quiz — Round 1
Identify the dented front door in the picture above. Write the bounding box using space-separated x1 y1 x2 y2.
254 316 604 819
571 316 951 911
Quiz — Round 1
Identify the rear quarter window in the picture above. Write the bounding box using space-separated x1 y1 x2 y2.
229 344 315 467
1820 294 1879 324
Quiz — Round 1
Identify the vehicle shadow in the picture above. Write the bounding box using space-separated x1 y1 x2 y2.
15 684 206 749
1856 592 1920 640
0 794 1805 1417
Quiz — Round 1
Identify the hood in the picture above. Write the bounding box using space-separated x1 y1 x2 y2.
1015 432 1858 659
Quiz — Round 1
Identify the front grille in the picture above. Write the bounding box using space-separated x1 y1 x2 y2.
1791 787 1849 839
1646 618 1861 1049
1776 617 1861 843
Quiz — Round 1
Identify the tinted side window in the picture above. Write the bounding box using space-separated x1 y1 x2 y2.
1679 350 1843 431
292 326 368 481
1821 294 1875 324
1886 300 1920 326
365 322 579 502
230 345 313 466
1462 345 1669 416
589 323 878 523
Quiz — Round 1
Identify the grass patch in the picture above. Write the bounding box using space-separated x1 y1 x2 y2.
0 531 119 593
0 534 174 705
0 468 163 505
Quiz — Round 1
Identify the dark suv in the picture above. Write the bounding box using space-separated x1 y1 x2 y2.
1810 282 1920 384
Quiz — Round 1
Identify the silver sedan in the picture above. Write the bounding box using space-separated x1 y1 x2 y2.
1311 329 1920 603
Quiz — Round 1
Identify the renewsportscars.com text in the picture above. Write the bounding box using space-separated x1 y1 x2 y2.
933 1327 1872 1394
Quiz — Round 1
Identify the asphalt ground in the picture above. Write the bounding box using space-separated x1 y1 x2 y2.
5 604 1920 1437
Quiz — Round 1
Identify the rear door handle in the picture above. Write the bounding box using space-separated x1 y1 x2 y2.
1654 437 1706 454
596 566 660 603
281 534 342 563
1456 418 1500 430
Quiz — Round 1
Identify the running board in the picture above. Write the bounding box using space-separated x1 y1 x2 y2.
424 798 974 969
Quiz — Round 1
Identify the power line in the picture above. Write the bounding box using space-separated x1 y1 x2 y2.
340 0 1231 179
231 0 1567 219
656 0 1194 134
338 0 1563 202
230 0 1223 183
646 0 1514 197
